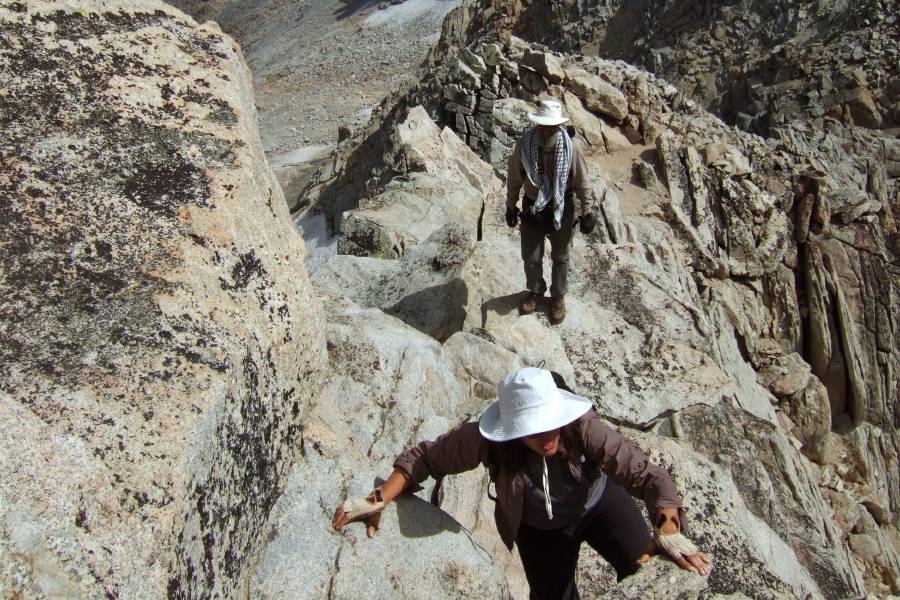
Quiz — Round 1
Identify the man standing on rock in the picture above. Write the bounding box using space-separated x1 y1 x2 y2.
506 99 595 325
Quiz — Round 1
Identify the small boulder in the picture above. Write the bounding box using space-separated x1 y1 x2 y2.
564 68 628 122
523 49 566 84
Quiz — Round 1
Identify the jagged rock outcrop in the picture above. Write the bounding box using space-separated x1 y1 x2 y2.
289 8 898 593
6 0 898 598
448 0 900 137
0 2 328 597
249 293 516 599
270 97 872 597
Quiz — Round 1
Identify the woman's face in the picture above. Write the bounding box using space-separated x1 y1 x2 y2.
521 428 561 456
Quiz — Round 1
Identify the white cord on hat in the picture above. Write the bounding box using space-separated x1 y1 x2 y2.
542 456 554 520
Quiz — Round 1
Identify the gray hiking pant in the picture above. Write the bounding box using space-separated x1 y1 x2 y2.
520 215 575 298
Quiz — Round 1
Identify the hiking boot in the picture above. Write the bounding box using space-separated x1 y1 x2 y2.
550 296 566 324
519 291 542 315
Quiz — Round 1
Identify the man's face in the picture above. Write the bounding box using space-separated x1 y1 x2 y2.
538 124 560 138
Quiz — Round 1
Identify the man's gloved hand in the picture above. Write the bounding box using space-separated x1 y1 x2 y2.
506 207 518 228
579 212 596 235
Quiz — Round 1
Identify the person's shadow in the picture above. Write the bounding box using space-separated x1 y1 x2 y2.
480 292 532 328
373 478 462 538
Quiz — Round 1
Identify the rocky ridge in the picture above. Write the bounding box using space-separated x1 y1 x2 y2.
459 0 900 137
3 0 900 599
286 3 900 597
167 0 462 212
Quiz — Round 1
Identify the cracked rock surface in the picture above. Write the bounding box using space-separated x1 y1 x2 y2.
0 1 326 598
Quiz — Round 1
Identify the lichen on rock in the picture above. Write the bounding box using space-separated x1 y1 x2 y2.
0 1 326 598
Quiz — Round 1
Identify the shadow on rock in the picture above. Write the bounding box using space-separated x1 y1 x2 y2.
385 278 469 342
394 493 463 539
480 291 530 328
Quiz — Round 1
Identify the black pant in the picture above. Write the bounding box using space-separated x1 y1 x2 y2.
515 482 652 600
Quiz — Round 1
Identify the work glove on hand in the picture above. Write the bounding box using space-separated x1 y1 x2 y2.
333 488 385 538
637 510 710 575
506 207 518 228
579 212 596 235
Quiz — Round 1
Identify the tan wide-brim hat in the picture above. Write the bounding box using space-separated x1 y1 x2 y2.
479 368 592 441
528 99 570 126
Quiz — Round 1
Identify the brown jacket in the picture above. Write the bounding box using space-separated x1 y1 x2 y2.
506 129 593 216
393 409 683 549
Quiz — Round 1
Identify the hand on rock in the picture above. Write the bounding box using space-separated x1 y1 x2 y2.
332 489 385 539
636 508 710 575
636 533 710 575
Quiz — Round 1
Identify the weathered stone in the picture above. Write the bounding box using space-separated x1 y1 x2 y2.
757 209 790 272
562 91 604 147
683 145 715 253
641 115 666 145
596 181 625 244
338 173 483 259
787 375 830 463
795 193 814 242
849 533 882 566
458 46 488 74
565 68 628 121
812 191 831 225
0 3 328 598
600 120 632 153
248 294 510 600
522 49 566 84
621 122 643 144
703 143 751 176
826 187 871 224
656 130 690 216
482 43 503 66
638 161 662 193
504 35 529 61
758 352 812 396
670 401 865 598
518 65 547 94
822 86 882 128
861 497 893 525
319 222 476 341
449 56 482 91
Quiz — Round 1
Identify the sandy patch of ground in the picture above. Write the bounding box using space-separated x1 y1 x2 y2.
589 142 665 219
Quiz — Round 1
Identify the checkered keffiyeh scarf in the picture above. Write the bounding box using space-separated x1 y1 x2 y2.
521 127 572 231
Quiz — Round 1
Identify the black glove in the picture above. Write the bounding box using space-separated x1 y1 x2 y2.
579 212 596 235
506 207 518 228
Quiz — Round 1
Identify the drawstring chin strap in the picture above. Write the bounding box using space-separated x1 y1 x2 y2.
542 456 554 520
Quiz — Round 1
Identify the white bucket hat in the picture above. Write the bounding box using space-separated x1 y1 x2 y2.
528 99 570 126
479 368 593 441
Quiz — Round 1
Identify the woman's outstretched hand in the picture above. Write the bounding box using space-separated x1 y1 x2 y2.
636 536 710 575
332 489 384 539
636 508 710 575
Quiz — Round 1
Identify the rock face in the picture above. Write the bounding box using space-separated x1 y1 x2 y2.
249 296 514 599
287 4 899 595
466 0 900 136
5 0 900 599
273 100 868 598
0 2 327 598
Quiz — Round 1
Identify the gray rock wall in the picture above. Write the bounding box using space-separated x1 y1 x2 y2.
0 2 327 597
299 20 900 595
